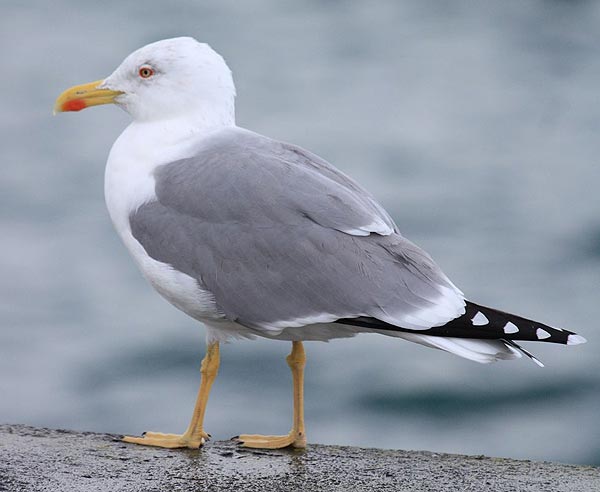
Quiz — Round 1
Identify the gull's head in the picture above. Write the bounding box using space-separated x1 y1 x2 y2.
54 37 236 125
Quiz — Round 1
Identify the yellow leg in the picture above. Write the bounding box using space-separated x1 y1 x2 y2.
238 341 307 449
123 342 220 449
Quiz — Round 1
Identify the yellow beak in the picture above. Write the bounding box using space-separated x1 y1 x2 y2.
54 80 124 114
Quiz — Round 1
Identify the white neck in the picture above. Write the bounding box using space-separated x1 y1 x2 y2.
124 90 236 129
120 108 235 162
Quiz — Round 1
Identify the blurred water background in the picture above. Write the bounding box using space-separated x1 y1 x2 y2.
1 0 600 465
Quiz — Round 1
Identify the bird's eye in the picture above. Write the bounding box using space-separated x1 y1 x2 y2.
138 66 154 79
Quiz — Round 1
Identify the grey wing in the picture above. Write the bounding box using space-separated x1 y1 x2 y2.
275 140 400 235
130 128 465 333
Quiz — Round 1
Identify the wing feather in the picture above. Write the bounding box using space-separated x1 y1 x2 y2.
129 127 465 333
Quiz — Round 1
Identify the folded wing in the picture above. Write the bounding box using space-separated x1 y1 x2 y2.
129 127 466 333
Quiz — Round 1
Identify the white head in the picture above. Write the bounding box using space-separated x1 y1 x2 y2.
55 37 236 127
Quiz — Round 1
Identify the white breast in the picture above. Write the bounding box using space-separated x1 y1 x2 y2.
104 121 224 323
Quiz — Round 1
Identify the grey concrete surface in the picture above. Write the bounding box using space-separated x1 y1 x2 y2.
0 424 598 491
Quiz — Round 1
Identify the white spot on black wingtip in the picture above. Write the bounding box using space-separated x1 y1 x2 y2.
567 334 587 345
536 328 552 340
471 312 489 326
503 321 519 334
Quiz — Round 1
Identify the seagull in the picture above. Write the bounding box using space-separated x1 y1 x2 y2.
54 37 586 450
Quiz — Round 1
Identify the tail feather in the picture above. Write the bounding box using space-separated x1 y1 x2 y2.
390 332 525 364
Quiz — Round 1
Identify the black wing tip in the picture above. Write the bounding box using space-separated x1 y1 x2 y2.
464 301 582 345
337 301 587 347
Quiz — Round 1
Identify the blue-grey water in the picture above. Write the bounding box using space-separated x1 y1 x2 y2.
1 0 600 465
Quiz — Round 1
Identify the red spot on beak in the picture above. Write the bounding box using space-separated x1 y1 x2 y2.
63 99 87 112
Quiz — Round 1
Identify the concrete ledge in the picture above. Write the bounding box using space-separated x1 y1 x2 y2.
0 424 598 491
